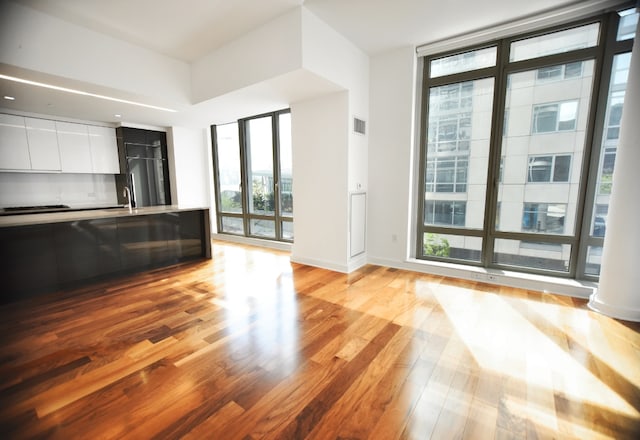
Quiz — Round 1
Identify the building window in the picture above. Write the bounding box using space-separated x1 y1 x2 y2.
536 61 583 81
426 156 468 192
532 101 578 133
428 114 471 152
522 203 566 234
598 147 616 194
606 92 624 140
592 204 608 237
527 154 571 182
425 200 466 227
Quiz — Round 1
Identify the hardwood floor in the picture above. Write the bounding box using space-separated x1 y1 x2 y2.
0 241 639 439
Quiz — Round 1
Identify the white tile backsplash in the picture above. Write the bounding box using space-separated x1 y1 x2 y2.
0 173 118 208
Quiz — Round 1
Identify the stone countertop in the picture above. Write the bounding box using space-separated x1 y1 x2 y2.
0 205 210 228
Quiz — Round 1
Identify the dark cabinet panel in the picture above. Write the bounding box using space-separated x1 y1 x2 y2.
178 210 205 259
0 224 58 302
55 221 100 283
54 218 121 285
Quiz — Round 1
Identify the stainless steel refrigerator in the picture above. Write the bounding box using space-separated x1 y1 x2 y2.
126 143 168 207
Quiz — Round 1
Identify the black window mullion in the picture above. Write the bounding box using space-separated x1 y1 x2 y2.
272 113 281 240
482 38 510 269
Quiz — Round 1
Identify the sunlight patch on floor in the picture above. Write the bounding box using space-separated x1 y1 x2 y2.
433 285 640 419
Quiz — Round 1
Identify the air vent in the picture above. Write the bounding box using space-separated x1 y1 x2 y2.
353 117 366 135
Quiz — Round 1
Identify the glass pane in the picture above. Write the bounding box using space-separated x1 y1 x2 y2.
424 78 494 229
215 123 243 214
250 218 275 238
497 60 595 236
282 221 294 240
247 116 275 215
589 53 630 239
422 233 482 262
617 8 639 41
278 113 293 217
430 47 497 78
493 239 571 272
510 23 600 62
585 246 603 276
521 203 566 234
221 216 244 234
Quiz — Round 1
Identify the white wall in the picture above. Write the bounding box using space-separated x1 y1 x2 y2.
367 47 418 266
301 8 370 194
0 1 190 105
166 126 212 208
191 9 303 104
0 172 117 208
290 91 349 272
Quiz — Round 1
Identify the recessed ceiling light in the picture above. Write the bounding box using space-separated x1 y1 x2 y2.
0 74 177 113
114 114 121 118
3 95 15 100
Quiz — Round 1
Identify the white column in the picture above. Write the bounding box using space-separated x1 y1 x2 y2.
588 22 640 322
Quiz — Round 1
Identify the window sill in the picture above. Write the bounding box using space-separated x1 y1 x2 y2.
388 257 597 299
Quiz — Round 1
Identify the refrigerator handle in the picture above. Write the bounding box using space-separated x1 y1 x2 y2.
130 173 137 208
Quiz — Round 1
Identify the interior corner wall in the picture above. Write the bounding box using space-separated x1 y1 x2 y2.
290 91 350 272
367 47 418 267
191 8 303 104
166 126 211 209
0 1 190 104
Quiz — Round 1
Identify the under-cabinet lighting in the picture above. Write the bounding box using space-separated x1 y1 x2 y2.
0 74 177 112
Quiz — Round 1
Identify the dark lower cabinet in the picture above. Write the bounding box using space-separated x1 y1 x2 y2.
0 224 58 302
54 219 122 283
0 209 209 304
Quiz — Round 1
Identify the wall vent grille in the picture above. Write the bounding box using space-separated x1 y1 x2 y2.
353 117 366 135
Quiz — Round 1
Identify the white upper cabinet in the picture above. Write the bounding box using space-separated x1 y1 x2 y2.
88 125 120 173
0 114 120 174
0 114 31 170
25 117 61 171
56 121 93 173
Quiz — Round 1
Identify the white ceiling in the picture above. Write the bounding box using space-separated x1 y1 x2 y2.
12 0 585 60
1 0 596 127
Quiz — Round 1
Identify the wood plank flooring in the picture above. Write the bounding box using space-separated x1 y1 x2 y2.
0 241 639 439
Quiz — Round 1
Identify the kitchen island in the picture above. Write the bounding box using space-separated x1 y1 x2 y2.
0 206 211 303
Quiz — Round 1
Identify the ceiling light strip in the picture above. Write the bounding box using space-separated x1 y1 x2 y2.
416 0 631 57
0 74 177 112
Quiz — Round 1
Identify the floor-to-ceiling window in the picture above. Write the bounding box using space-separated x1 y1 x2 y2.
212 109 293 242
417 7 637 279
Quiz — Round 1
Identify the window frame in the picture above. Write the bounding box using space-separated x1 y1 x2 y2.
417 9 633 280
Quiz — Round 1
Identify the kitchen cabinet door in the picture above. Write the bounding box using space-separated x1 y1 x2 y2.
25 117 61 171
88 125 120 173
56 121 92 173
0 114 31 170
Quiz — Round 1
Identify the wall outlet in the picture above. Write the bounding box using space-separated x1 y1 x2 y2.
391 234 398 243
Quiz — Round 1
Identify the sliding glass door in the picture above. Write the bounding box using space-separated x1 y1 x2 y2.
212 109 293 242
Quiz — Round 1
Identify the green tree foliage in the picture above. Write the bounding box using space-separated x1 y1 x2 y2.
423 233 450 257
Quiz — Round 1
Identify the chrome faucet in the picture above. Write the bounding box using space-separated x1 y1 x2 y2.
123 186 132 212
